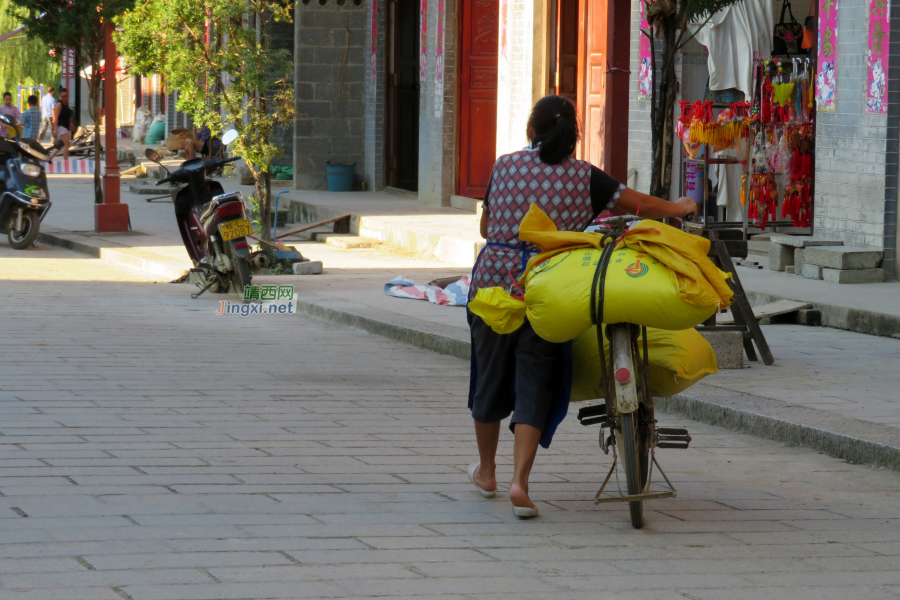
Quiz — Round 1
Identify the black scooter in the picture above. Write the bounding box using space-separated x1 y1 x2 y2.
0 114 53 249
144 129 253 296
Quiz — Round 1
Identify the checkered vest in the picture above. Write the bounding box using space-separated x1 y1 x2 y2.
470 149 594 300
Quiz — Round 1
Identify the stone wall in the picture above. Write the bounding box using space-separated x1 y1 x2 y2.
626 0 652 194
417 0 457 207
294 0 367 190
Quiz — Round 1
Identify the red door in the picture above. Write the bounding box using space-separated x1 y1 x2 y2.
579 0 608 169
457 0 499 199
579 0 630 180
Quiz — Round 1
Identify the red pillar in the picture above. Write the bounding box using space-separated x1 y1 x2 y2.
95 21 129 232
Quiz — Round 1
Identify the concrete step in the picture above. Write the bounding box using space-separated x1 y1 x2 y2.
323 234 382 249
282 193 483 267
805 245 884 270
129 183 173 195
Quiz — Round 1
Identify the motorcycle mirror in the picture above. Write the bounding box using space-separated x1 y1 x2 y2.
221 129 238 146
144 148 162 163
0 114 14 127
52 140 65 151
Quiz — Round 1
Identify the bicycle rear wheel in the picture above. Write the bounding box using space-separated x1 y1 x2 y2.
619 412 644 528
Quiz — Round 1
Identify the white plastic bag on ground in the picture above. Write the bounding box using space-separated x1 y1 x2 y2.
131 107 152 143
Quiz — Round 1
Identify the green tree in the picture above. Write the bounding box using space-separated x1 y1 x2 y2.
6 0 138 203
0 0 60 98
644 0 744 199
116 0 295 241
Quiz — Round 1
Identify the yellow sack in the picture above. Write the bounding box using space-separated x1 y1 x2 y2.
517 205 732 343
571 326 718 401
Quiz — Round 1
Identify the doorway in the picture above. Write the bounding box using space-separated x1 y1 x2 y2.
552 0 580 107
456 0 499 199
386 0 420 192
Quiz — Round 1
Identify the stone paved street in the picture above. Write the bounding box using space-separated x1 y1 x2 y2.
3 244 900 599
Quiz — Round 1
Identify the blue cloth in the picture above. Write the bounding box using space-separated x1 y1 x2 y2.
20 108 41 139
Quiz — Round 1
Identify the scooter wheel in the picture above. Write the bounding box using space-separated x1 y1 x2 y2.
8 211 40 250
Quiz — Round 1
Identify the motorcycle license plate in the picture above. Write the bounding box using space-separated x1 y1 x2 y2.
219 218 253 241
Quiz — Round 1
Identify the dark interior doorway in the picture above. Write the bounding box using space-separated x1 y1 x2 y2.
553 0 580 108
387 0 420 192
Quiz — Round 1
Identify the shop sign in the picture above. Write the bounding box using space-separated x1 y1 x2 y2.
684 162 705 204
866 0 890 113
420 0 428 82
638 0 653 100
60 47 76 93
816 0 838 112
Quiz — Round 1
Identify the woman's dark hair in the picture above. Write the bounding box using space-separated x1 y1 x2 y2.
528 95 579 165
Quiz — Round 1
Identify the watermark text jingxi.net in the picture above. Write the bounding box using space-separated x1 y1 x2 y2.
215 285 295 317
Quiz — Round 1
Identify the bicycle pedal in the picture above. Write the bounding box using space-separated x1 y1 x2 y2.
657 441 690 449
577 404 606 425
656 426 691 449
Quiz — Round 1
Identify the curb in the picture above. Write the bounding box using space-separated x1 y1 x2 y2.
745 289 900 339
294 295 900 472
38 229 188 280
656 388 900 472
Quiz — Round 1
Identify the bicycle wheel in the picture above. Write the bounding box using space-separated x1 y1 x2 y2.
619 411 645 529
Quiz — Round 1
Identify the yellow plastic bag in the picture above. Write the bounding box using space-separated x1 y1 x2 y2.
571 326 718 401
468 287 526 334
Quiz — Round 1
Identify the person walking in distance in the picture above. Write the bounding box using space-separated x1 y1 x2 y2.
48 88 74 161
17 95 41 140
466 95 698 518
0 92 21 138
38 86 57 143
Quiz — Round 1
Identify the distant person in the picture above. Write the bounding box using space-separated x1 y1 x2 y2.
0 92 21 138
17 95 41 140
183 125 221 160
39 86 57 142
48 88 74 161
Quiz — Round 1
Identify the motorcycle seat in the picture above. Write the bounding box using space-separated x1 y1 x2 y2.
198 192 244 225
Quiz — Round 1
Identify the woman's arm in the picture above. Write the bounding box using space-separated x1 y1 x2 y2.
479 206 488 238
614 188 698 219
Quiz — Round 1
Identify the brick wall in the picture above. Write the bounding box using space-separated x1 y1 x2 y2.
364 0 385 190
268 18 295 168
496 0 533 155
814 0 888 257
294 0 367 190
417 0 457 207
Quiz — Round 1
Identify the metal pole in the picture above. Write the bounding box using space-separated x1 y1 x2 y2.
95 21 130 232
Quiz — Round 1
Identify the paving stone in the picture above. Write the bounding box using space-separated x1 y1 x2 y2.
822 267 885 284
4 245 900 599
805 245 884 269
802 263 824 280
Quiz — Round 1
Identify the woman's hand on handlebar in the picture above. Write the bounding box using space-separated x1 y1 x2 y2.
675 196 698 218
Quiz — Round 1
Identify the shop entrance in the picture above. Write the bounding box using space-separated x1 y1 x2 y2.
386 0 420 192
456 0 499 199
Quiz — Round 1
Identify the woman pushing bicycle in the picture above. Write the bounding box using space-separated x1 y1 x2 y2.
467 94 698 517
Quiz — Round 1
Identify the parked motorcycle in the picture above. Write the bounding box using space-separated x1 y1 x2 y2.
144 129 253 296
0 114 53 249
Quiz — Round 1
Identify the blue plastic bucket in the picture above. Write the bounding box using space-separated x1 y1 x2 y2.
326 162 356 192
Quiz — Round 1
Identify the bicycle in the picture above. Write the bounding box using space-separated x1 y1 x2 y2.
577 215 697 529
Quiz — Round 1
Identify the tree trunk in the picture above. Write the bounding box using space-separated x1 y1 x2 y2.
648 21 678 201
255 170 273 242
